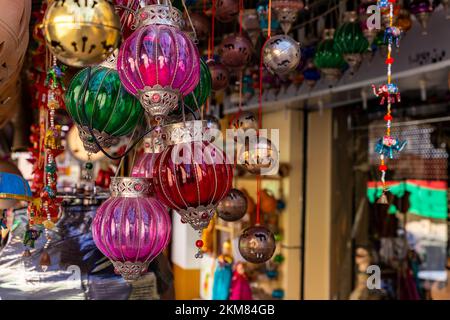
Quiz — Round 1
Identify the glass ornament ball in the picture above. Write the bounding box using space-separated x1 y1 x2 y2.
43 0 121 67
231 111 258 131
207 60 230 91
263 35 301 75
238 225 276 264
219 34 254 71
217 189 248 222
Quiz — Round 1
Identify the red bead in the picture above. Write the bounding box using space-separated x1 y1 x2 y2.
201 212 208 219
389 0 396 3
384 114 393 121
195 240 204 248
385 57 394 64
379 165 388 171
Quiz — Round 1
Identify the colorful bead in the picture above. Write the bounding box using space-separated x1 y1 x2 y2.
384 114 393 121
379 164 388 171
195 240 204 248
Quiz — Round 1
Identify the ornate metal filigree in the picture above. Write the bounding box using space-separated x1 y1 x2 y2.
112 261 150 281
178 205 216 231
110 177 152 197
135 4 185 29
77 125 119 154
161 120 212 145
139 85 180 118
99 49 118 70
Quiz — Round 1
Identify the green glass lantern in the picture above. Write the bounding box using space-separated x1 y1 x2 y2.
333 11 369 72
184 59 212 111
66 64 143 153
314 29 347 82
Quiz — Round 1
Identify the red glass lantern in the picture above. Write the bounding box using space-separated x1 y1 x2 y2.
152 121 233 233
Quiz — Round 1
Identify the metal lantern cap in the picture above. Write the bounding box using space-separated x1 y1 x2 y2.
110 177 153 197
139 85 181 119
99 49 119 70
77 125 119 154
161 120 212 145
136 4 184 29
322 28 335 40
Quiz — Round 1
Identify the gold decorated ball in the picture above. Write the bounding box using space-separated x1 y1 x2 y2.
43 0 121 67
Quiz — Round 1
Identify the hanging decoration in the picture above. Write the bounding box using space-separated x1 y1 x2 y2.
373 0 407 204
231 111 258 132
218 34 254 71
238 225 276 264
271 0 304 34
207 60 230 91
92 177 171 281
333 11 369 72
314 29 346 82
43 0 121 67
65 65 143 154
262 35 301 76
131 133 164 180
217 188 248 222
117 3 200 121
396 8 412 33
185 11 210 40
241 9 261 45
152 121 233 258
215 0 240 23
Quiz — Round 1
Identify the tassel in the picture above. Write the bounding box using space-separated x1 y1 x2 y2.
39 250 51 271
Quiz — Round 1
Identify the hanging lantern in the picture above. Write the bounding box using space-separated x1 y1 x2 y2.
242 9 261 46
219 34 254 71
131 131 165 180
410 0 434 35
65 64 143 154
396 9 412 33
257 0 280 37
117 4 200 120
238 225 276 264
215 0 240 23
238 136 279 175
207 60 230 91
184 59 212 112
113 0 156 39
272 0 304 34
43 0 121 67
217 189 248 222
92 177 171 281
263 35 301 76
314 29 346 82
184 11 210 40
152 120 233 233
333 11 369 72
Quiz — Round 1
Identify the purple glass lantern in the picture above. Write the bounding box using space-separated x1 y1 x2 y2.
117 3 200 119
92 177 171 281
131 134 164 179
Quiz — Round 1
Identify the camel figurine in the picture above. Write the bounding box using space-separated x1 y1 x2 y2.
372 84 401 105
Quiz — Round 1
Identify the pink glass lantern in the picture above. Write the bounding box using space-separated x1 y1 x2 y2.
117 3 200 120
131 133 164 180
92 177 171 281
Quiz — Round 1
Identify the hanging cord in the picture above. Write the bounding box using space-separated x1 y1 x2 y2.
77 67 156 161
181 0 198 44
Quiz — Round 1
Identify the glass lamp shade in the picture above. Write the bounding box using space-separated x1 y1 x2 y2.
117 24 200 118
183 59 212 112
92 177 171 281
152 121 233 231
314 29 346 81
333 20 369 55
65 66 143 153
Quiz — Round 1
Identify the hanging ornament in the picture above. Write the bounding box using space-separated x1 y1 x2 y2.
238 136 279 175
263 35 301 76
217 189 248 222
65 65 143 153
380 1 400 28
238 225 276 264
372 83 401 105
333 11 369 73
409 0 434 35
257 0 280 37
219 34 254 71
43 0 121 67
117 3 200 120
242 9 261 46
152 121 232 233
207 60 230 91
184 59 212 112
184 11 210 40
231 111 258 132
272 0 304 34
92 177 171 281
396 9 412 33
375 136 407 159
314 29 346 83
215 0 240 23
205 115 222 131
